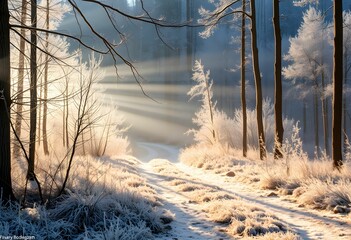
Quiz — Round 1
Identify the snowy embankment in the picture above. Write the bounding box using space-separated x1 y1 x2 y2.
136 142 351 239
142 159 297 239
176 161 351 239
2 155 173 239
142 157 351 240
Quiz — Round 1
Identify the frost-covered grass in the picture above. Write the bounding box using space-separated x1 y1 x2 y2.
180 143 252 171
180 143 262 185
11 134 131 197
181 107 351 214
180 140 351 214
185 61 351 214
204 200 292 237
5 156 172 239
149 159 297 239
259 128 351 212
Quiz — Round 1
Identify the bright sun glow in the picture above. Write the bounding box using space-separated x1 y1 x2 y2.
127 0 136 7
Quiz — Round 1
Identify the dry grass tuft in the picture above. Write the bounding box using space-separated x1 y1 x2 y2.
260 176 286 190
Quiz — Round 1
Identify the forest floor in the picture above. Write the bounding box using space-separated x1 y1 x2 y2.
136 143 351 240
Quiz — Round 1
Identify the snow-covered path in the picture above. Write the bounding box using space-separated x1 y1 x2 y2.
137 143 351 239
175 163 351 240
140 162 230 240
134 142 180 162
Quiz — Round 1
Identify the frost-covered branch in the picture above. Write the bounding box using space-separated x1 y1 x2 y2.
293 0 319 7
198 0 249 38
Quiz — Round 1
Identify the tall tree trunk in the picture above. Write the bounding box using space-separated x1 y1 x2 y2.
343 46 349 154
0 0 16 202
314 90 320 158
38 53 42 146
241 0 247 157
321 73 329 156
250 0 266 160
28 0 38 180
13 0 27 159
332 0 343 169
273 0 284 159
42 0 49 155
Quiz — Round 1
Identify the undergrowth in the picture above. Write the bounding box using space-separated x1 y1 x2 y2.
3 156 172 239
150 159 298 239
181 123 351 213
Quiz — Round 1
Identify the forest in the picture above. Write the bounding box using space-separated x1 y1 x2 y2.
0 0 351 239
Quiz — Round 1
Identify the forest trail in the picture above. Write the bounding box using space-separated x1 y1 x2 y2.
140 162 230 240
138 153 351 239
175 162 351 240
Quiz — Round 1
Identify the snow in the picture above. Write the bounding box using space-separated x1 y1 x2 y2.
140 162 229 240
137 143 351 239
134 142 180 163
175 162 351 239
5 141 350 239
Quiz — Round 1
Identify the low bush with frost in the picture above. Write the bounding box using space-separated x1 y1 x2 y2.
296 179 351 210
261 161 351 211
260 125 351 211
188 98 295 153
229 99 295 151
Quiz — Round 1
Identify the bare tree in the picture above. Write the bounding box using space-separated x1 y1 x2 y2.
250 0 266 159
273 0 284 159
0 0 16 202
59 55 103 195
241 0 248 157
42 0 49 155
332 0 343 169
199 0 266 159
13 0 27 159
1 0 193 203
28 0 38 180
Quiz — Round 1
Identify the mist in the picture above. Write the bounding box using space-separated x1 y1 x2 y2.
58 0 350 156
